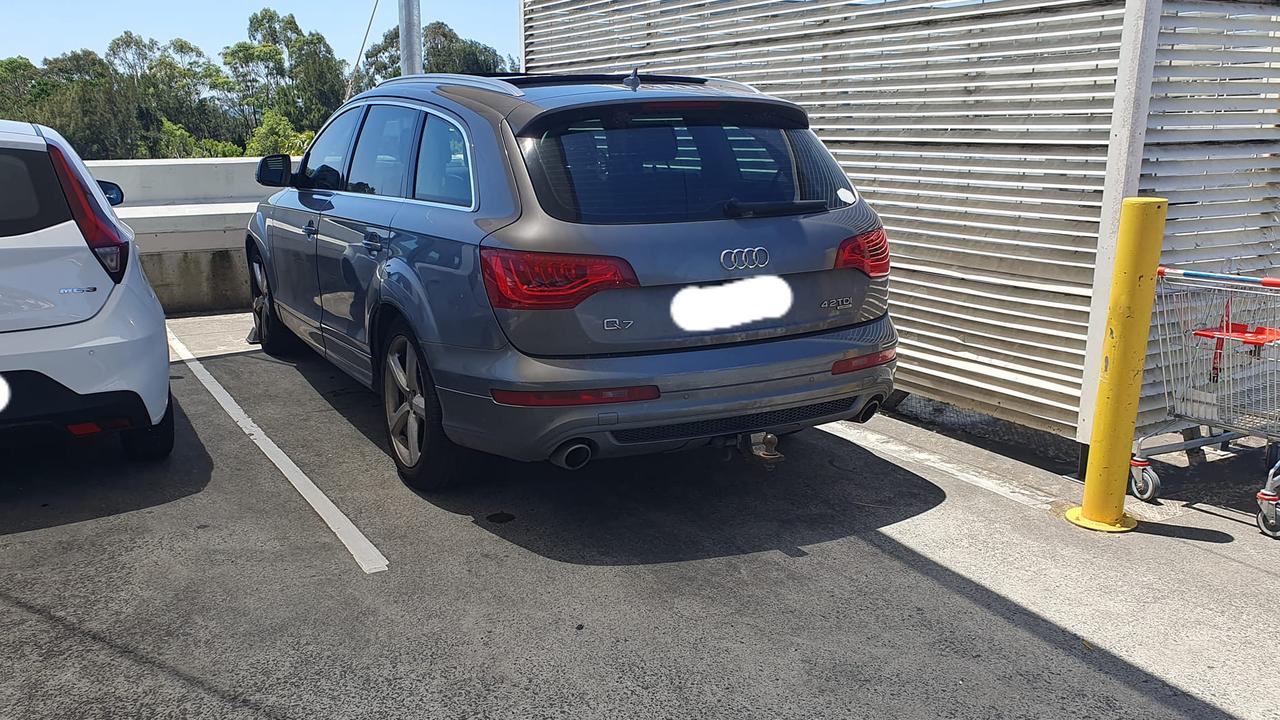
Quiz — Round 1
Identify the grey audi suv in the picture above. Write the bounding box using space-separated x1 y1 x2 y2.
247 72 896 489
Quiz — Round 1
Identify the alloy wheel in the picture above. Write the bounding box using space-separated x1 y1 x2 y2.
250 257 270 337
384 335 428 467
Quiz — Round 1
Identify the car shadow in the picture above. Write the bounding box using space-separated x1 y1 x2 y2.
188 349 1238 718
0 396 212 536
261 347 947 564
426 430 948 565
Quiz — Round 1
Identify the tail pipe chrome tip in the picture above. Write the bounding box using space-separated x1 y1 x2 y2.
550 440 593 470
854 396 885 423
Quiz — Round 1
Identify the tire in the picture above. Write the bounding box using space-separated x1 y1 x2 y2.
1129 465 1162 503
1257 509 1280 539
121 393 175 461
248 244 299 356
380 319 467 491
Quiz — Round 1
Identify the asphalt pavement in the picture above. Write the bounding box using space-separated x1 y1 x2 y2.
1 314 1276 719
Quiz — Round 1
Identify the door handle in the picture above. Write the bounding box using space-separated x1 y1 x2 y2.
362 232 384 252
303 222 318 238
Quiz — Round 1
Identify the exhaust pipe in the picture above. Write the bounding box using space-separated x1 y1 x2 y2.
855 397 884 423
550 440 593 470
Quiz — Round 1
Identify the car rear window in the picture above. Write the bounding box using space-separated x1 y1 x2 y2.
520 104 855 224
0 148 72 237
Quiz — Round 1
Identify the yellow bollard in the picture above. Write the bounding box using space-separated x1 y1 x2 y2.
1067 197 1168 533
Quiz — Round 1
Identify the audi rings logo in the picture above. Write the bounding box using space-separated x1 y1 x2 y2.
720 247 770 270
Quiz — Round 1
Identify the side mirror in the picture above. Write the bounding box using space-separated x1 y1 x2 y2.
256 154 293 187
98 180 125 206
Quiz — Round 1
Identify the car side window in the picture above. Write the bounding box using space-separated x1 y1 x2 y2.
346 105 420 198
414 115 472 207
301 108 361 191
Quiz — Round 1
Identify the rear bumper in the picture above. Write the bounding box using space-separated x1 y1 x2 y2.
433 314 896 461
0 370 152 437
0 244 169 425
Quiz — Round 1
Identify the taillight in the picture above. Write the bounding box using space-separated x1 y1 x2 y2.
480 247 639 310
491 385 660 407
834 228 890 278
47 143 128 283
831 348 897 375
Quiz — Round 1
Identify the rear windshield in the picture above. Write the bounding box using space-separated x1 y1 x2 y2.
520 105 855 224
0 148 72 237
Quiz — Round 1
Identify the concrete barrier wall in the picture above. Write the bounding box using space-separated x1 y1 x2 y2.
86 157 287 315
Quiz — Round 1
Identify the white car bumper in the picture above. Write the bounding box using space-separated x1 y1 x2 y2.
0 247 169 425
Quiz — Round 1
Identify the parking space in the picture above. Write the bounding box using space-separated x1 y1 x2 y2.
2 314 1276 719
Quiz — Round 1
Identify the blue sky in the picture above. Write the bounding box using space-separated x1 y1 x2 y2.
1 0 520 67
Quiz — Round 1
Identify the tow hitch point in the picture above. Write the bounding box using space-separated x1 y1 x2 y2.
742 431 784 465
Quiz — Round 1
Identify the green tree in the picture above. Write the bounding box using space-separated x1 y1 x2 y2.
32 50 142 159
155 117 199 157
424 22 506 74
222 9 345 134
351 27 401 92
1 9 503 159
282 31 345 131
244 108 312 156
0 57 42 119
149 39 236 140
352 22 512 92
106 31 160 82
154 118 242 158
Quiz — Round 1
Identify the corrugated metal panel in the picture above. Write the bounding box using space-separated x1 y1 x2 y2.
524 0 1127 436
1138 0 1280 430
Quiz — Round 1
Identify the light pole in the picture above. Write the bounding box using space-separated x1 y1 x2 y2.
399 0 423 76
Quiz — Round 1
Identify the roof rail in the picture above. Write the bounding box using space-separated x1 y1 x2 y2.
377 73 524 97
488 72 706 88
467 72 759 93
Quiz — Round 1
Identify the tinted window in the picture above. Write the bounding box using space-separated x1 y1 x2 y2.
302 108 361 191
414 115 472 207
725 125 785 180
347 105 420 198
0 149 72 237
522 108 854 224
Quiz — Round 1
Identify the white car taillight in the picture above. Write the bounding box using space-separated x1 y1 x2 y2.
46 142 128 283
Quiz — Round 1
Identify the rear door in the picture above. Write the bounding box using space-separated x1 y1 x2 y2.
483 102 887 356
317 103 421 383
0 124 113 333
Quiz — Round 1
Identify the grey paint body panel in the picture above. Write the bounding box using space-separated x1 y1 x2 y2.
254 76 897 463
483 202 887 356
432 314 896 461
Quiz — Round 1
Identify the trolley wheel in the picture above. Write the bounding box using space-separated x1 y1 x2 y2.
1129 466 1162 503
1256 510 1280 539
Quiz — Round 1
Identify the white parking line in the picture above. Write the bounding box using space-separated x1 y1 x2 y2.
819 421 1058 511
168 329 389 574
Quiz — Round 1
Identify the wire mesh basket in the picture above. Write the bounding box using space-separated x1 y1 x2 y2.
1131 268 1280 535
1155 269 1280 439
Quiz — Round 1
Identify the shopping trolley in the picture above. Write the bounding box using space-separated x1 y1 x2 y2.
1131 267 1280 538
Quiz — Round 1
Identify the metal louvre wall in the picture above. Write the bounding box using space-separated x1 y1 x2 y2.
1137 0 1280 429
523 0 1128 436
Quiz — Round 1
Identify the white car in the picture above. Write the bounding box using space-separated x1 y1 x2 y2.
0 119 173 459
